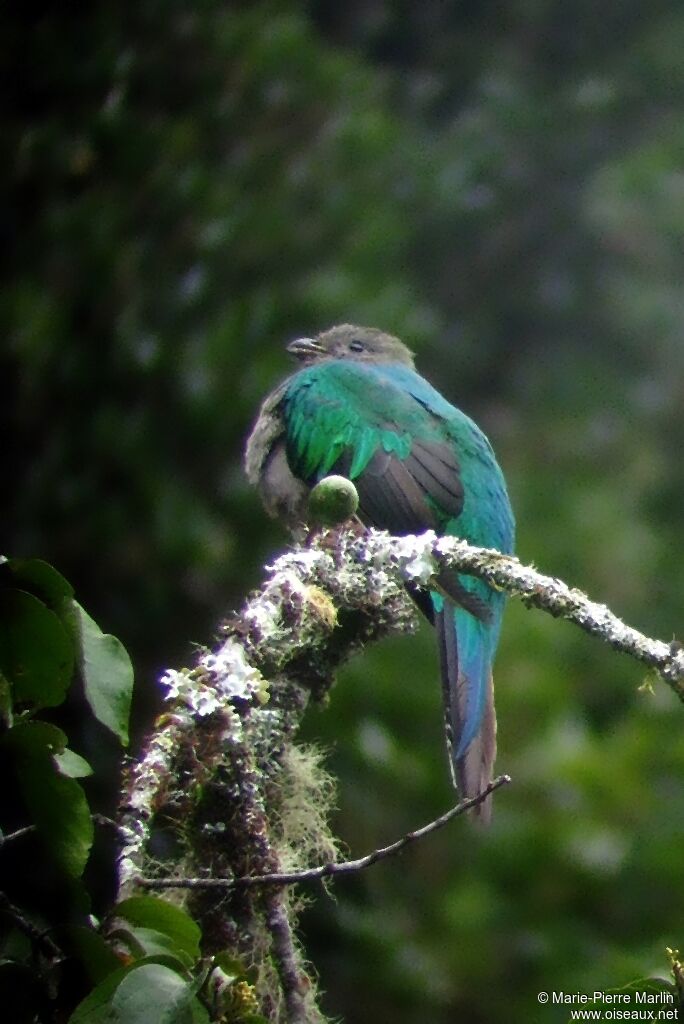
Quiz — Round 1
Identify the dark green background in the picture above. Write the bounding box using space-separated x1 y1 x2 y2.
4 3 684 1021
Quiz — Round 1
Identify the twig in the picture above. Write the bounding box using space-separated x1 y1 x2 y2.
0 824 35 846
2 816 121 850
137 774 510 894
0 891 63 959
93 813 126 835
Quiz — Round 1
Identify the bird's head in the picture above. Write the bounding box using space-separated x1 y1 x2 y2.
287 324 415 368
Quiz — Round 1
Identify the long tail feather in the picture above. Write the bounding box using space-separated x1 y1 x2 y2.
458 672 496 824
435 603 497 822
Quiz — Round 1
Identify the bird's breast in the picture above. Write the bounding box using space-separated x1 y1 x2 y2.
259 441 310 524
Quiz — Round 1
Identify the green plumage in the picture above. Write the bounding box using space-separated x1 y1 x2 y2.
245 324 514 820
286 363 414 481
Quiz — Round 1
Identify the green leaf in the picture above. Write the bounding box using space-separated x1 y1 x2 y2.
115 897 201 962
4 721 93 878
68 962 138 1023
70 601 133 746
0 589 74 709
619 977 677 999
5 557 74 609
0 669 12 727
69 960 200 1024
57 925 122 984
4 719 68 753
1 924 33 961
54 748 94 778
111 963 196 1024
211 952 248 984
113 926 194 970
189 999 211 1024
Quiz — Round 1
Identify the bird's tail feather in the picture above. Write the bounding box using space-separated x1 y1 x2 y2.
435 602 497 823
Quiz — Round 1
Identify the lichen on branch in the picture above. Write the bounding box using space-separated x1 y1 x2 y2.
117 525 683 1023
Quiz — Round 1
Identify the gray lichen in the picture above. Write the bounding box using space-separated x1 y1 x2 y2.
118 526 684 1023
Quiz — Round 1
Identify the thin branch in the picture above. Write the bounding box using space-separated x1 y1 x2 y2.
0 824 35 846
1 816 121 850
137 774 511 894
93 813 127 835
0 891 63 959
359 530 684 700
188 527 684 710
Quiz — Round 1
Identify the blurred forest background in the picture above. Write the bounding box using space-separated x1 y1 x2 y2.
3 2 684 1022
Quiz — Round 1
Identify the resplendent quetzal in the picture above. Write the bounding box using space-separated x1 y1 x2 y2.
245 325 514 820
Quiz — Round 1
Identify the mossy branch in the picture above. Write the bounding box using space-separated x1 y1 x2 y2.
117 527 418 1024
117 525 682 1023
376 529 684 700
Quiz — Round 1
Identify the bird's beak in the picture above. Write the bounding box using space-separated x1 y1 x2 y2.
286 337 325 360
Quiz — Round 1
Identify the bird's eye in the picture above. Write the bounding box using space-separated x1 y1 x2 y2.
349 339 365 353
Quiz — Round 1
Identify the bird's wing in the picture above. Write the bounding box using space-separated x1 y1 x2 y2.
283 361 464 534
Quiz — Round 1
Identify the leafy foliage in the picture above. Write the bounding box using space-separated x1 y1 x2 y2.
0 557 265 1023
0 557 130 1016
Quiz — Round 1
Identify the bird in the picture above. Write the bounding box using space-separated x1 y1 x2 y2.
245 324 514 820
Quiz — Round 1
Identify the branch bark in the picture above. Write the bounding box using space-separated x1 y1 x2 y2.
376 529 684 700
116 526 683 1023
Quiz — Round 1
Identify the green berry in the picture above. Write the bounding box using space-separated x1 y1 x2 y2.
308 475 359 526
